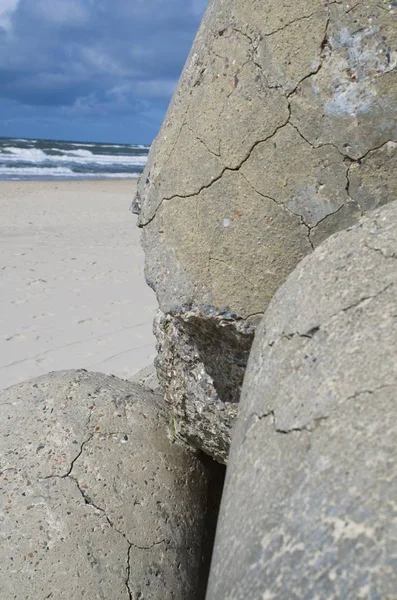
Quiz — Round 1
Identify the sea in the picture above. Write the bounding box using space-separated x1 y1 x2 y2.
0 137 149 180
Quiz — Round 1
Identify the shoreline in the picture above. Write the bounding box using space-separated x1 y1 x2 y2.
0 179 157 390
0 176 140 182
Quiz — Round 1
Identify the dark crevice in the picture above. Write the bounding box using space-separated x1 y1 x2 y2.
126 545 133 600
196 454 226 600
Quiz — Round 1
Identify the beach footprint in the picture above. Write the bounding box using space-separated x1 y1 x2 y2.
6 333 26 342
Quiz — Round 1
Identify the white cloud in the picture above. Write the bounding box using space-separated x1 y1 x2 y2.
0 0 20 32
79 46 129 77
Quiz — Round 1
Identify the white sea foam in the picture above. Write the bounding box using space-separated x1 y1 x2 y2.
0 166 75 176
0 146 147 166
0 165 139 179
67 142 98 148
0 137 149 180
54 153 148 166
3 147 48 161
58 148 94 157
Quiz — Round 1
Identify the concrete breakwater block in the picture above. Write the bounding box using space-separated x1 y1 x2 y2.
134 0 397 462
207 201 397 598
0 370 218 600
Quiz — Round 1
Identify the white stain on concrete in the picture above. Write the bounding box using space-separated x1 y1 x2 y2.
324 26 397 117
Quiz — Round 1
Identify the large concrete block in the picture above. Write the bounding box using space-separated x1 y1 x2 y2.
206 201 397 599
134 0 397 461
0 370 218 600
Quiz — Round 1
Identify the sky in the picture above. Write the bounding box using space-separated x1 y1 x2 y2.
0 0 208 144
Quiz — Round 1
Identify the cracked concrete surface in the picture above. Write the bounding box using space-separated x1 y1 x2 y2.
206 202 397 599
0 370 217 600
133 0 397 461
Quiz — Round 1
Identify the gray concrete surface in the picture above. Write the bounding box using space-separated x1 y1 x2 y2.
206 201 397 598
129 363 160 391
0 370 213 599
133 0 397 462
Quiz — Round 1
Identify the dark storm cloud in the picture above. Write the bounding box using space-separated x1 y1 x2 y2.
0 0 208 142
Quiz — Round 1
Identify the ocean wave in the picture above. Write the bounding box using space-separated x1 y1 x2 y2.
0 146 148 166
0 165 139 179
0 136 149 180
53 148 94 157
67 142 149 149
3 147 48 161
0 165 75 176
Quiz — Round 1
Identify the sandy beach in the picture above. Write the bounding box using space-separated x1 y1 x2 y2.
0 179 157 391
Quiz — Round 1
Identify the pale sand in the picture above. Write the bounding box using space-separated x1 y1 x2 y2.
0 180 157 391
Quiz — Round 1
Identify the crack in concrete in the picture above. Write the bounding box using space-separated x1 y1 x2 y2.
231 27 255 46
288 120 346 158
245 311 264 321
263 12 315 38
68 475 167 600
345 2 363 14
185 122 221 158
140 4 395 244
245 382 396 444
346 384 397 400
269 282 394 345
239 171 315 250
140 102 291 227
234 13 316 43
65 432 94 478
209 256 258 290
355 139 397 162
307 198 360 243
142 116 293 221
364 242 397 261
126 545 133 600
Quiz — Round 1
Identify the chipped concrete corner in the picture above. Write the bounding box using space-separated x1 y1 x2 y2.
135 0 397 461
154 308 257 463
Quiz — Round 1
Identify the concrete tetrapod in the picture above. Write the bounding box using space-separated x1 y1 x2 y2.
0 370 221 600
134 0 397 463
206 201 397 599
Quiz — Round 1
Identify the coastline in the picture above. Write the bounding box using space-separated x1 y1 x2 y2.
0 179 157 390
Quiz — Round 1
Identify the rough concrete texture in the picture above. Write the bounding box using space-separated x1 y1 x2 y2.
206 201 397 599
0 370 215 600
134 0 397 462
154 310 256 464
129 363 161 391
